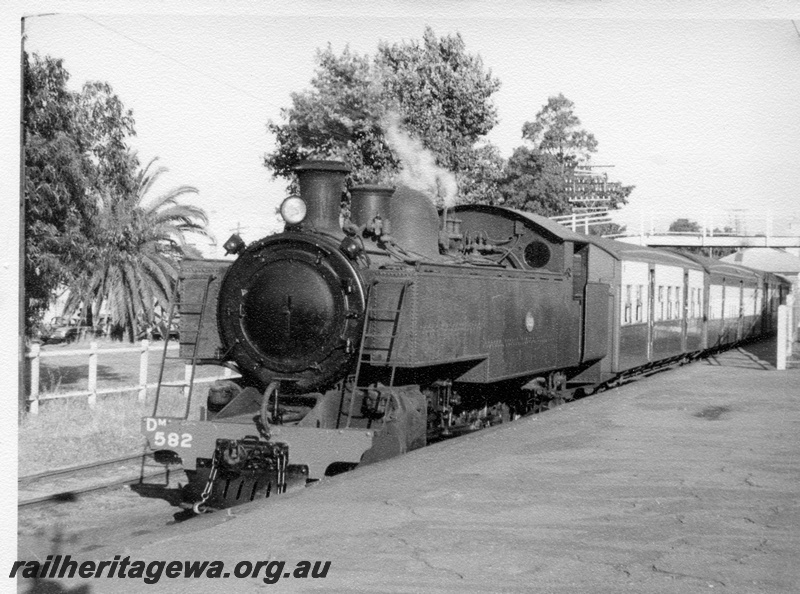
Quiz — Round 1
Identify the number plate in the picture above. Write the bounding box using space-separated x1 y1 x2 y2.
151 431 193 448
143 417 193 449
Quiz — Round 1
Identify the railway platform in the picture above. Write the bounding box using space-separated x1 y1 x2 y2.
31 339 800 593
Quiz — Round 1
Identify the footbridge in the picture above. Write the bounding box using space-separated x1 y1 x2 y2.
551 209 800 248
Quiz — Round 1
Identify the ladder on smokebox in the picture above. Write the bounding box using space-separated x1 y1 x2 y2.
152 275 215 419
342 279 412 429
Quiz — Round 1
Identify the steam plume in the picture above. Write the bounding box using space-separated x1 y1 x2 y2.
382 112 458 208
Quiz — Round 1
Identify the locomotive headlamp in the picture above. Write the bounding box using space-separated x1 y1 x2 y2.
280 196 307 225
223 233 246 256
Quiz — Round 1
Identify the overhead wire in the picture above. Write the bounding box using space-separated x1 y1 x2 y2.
80 15 271 108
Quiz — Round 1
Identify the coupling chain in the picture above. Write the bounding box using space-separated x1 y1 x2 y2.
193 447 221 514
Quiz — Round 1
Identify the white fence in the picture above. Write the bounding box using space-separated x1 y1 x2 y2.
25 339 237 414
549 211 613 233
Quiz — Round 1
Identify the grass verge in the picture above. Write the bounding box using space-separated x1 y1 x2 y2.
19 392 154 476
21 339 230 476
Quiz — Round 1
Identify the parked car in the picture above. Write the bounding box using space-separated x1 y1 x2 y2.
42 317 92 344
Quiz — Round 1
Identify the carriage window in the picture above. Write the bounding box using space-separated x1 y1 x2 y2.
667 287 673 319
624 285 632 324
635 285 643 322
524 240 551 269
658 286 664 320
690 288 696 318
674 286 681 319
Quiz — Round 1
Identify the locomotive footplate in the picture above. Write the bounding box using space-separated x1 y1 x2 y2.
188 437 308 511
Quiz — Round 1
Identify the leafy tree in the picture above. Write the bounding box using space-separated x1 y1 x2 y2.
498 94 633 222
266 46 393 184
495 148 567 215
668 218 702 233
64 158 212 341
588 221 627 237
24 53 209 341
454 143 505 206
23 52 136 332
376 27 501 197
76 81 139 198
522 94 598 167
265 27 502 203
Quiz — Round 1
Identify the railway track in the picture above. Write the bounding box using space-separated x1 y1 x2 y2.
18 452 170 509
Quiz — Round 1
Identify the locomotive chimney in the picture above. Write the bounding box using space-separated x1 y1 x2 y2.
350 185 395 230
294 160 350 235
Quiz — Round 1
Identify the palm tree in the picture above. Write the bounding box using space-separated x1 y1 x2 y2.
65 156 212 341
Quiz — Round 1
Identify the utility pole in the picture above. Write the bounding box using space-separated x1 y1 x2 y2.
20 16 26 417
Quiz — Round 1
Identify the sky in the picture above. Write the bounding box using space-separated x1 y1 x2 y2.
13 3 800 257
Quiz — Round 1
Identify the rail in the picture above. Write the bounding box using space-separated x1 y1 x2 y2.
18 451 169 509
18 452 150 485
24 339 239 414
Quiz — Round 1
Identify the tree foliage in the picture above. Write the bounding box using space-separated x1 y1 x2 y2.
265 27 502 203
24 52 210 340
668 218 702 233
266 36 635 224
266 46 393 183
376 28 501 183
521 94 598 166
64 158 211 341
23 52 135 331
495 148 568 216
498 94 633 222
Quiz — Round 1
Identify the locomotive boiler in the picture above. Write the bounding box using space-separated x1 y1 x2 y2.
142 159 789 512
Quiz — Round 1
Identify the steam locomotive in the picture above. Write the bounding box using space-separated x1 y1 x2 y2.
142 160 789 511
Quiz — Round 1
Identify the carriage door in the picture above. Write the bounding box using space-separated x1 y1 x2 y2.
572 245 588 358
647 267 655 362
